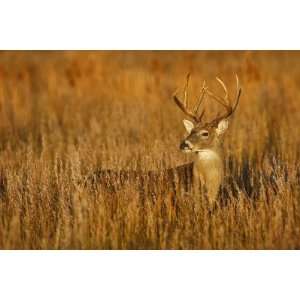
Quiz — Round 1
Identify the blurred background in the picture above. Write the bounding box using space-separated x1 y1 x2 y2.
0 51 299 169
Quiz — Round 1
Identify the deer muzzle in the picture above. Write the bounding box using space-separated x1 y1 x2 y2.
180 140 193 152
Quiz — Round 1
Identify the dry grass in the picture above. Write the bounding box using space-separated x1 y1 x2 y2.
0 50 299 249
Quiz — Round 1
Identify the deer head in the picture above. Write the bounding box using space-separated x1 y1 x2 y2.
173 74 241 153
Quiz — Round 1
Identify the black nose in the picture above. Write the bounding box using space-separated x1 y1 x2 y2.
180 141 190 150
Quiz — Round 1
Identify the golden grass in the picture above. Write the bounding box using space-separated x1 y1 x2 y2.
0 50 299 249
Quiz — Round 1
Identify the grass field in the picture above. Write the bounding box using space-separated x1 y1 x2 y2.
0 50 299 249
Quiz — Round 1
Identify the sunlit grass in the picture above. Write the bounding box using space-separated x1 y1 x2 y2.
0 50 299 249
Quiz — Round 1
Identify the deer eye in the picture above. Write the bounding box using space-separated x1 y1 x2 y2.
201 131 209 137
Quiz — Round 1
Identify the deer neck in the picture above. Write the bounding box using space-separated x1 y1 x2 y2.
194 148 223 176
192 147 224 200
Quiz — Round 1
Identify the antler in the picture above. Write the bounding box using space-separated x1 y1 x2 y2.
173 74 241 125
206 74 241 126
173 73 207 123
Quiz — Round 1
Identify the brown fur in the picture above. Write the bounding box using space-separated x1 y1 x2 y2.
180 119 228 206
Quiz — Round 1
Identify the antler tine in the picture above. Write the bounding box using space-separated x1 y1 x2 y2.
198 109 205 122
206 75 242 126
173 73 207 123
194 80 207 118
173 93 198 122
232 74 242 113
173 73 198 122
216 76 234 112
235 73 239 90
183 73 190 108
216 77 228 102
206 89 230 111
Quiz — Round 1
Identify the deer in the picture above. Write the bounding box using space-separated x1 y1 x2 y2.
82 74 241 209
172 74 242 206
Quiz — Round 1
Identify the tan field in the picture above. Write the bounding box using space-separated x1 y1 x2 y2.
0 50 299 249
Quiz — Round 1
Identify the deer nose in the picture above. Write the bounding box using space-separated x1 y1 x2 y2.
180 140 192 150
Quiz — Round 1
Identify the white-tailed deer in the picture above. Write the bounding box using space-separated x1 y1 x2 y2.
173 74 242 206
83 74 241 208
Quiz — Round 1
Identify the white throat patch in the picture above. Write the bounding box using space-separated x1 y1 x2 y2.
196 149 220 161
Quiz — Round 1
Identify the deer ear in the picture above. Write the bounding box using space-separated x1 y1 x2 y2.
183 119 194 134
216 119 229 135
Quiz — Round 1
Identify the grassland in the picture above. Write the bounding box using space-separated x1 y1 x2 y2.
0 50 299 249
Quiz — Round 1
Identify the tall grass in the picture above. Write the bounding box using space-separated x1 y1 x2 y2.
0 50 299 249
